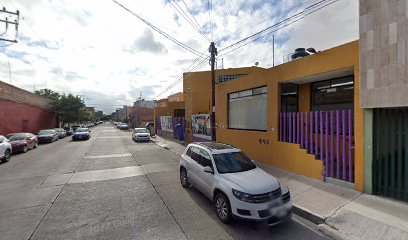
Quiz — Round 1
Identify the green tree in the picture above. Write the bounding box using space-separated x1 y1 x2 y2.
52 94 86 124
35 88 61 102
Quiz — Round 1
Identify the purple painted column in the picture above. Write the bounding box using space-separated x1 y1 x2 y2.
297 112 300 144
310 112 314 154
348 110 354 182
289 113 292 143
336 111 340 179
320 111 323 161
293 113 296 143
305 112 309 151
279 113 282 141
301 113 304 148
325 112 329 177
330 111 334 178
315 111 319 155
342 111 347 180
283 112 287 142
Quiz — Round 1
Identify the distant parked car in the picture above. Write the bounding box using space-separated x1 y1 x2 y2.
54 128 67 139
132 128 150 142
72 128 91 141
118 123 129 130
72 125 81 131
63 127 74 136
8 133 38 153
0 135 12 163
37 129 59 143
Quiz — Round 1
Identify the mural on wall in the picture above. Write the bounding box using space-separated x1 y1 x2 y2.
160 116 173 132
192 114 211 140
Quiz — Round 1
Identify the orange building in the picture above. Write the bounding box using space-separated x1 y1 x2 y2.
183 41 364 191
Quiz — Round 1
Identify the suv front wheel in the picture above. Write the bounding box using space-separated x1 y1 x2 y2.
180 168 190 188
215 193 232 223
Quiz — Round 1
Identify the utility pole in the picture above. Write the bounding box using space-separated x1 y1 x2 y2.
272 35 275 67
209 42 217 142
0 7 20 44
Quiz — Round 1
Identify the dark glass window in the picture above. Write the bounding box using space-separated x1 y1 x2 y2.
218 74 248 83
280 83 298 112
311 75 354 111
174 109 185 117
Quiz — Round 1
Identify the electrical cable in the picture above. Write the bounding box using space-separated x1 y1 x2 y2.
180 0 208 38
218 0 339 53
169 0 210 42
112 0 206 58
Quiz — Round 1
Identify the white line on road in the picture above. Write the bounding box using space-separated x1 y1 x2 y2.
84 153 132 159
42 163 179 185
69 166 144 184
94 136 129 139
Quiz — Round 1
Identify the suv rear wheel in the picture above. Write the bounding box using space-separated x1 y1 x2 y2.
215 193 232 223
180 168 190 188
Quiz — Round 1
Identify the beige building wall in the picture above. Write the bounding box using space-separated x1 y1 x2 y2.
360 0 408 108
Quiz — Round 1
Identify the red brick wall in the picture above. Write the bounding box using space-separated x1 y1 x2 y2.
0 100 58 135
0 81 51 109
0 81 58 135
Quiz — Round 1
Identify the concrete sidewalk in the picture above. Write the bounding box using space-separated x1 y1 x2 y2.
151 136 408 240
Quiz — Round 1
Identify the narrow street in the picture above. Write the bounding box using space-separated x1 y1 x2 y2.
0 123 329 240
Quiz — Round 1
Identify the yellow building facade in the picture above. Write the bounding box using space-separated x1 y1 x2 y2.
183 41 364 191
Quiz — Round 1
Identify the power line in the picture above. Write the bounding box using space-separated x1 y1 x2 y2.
180 0 208 39
154 53 210 99
168 0 210 42
218 0 339 54
112 0 205 58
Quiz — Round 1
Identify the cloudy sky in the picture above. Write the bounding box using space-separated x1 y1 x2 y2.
0 0 358 113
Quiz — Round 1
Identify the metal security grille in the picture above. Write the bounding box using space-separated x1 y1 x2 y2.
373 108 408 202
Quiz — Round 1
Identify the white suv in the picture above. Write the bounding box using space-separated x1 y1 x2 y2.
0 135 12 163
179 142 292 226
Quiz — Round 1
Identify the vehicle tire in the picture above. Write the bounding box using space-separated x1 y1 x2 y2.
33 142 38 149
215 193 232 223
180 167 190 188
2 149 11 163
23 145 28 153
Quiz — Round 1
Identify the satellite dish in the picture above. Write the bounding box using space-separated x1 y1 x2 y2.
255 62 259 66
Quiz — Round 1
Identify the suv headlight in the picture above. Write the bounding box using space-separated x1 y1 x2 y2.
232 189 256 203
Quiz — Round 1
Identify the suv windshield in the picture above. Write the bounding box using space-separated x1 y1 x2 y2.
213 151 256 174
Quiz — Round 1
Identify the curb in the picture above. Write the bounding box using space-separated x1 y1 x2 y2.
292 204 324 225
317 224 352 240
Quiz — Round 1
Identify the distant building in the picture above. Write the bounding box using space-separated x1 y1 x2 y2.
95 111 103 121
133 99 155 108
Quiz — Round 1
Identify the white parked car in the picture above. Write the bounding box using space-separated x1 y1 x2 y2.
179 142 292 226
132 128 150 142
0 135 12 163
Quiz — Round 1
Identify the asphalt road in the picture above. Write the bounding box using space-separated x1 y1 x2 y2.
0 123 330 240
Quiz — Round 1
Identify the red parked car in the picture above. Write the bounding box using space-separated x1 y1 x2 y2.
8 133 38 153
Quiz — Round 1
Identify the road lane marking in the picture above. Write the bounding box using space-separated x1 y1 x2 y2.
94 136 130 139
41 162 179 185
69 166 144 184
84 153 132 159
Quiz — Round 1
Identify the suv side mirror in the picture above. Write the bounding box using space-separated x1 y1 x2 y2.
203 166 213 174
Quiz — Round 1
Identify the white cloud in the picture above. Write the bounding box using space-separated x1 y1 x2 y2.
0 0 358 113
